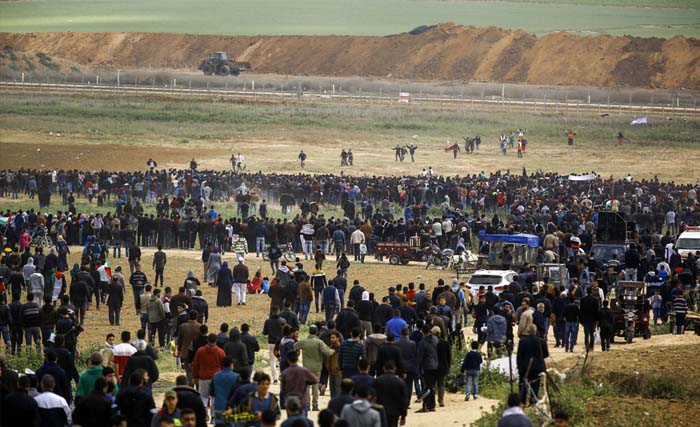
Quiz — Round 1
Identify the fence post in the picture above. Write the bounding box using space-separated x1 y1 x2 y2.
96 75 99 85
117 69 120 87
21 72 24 84
252 80 255 91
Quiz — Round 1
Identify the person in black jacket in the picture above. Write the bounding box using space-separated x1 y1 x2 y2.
240 323 260 370
172 375 207 427
374 332 403 378
69 278 89 326
72 377 113 427
373 360 408 427
116 370 155 427
335 300 361 340
121 349 159 389
579 288 600 352
516 324 549 406
599 300 614 352
3 374 40 427
106 277 124 326
435 329 452 407
263 306 287 384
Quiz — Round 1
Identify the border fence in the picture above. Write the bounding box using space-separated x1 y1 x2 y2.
1 68 699 114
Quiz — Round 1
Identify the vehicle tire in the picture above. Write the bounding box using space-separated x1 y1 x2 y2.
218 64 231 75
376 255 383 262
643 328 651 340
230 65 240 76
400 259 410 265
388 254 400 265
284 252 296 263
202 63 215 75
625 329 634 344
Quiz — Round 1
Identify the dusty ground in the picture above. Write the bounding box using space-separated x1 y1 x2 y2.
63 247 493 425
51 245 700 425
2 25 700 88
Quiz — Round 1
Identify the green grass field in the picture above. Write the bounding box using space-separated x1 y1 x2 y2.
0 90 699 182
1 0 699 38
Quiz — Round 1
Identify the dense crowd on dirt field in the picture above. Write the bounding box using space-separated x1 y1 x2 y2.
1 167 700 254
1 166 700 427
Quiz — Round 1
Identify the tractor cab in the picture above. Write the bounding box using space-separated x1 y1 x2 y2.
213 52 228 61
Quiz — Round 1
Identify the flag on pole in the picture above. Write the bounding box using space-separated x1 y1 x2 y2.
0 217 9 227
631 116 648 125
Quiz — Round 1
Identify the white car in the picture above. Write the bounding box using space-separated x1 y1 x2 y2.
465 269 518 296
676 228 700 259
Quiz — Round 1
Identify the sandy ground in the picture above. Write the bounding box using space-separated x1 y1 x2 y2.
12 245 699 425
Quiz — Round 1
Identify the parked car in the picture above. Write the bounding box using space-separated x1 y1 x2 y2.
676 227 700 259
464 269 518 296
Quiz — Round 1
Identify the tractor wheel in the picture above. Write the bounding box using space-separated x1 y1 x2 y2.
202 63 215 76
217 64 231 76
625 329 634 344
388 254 400 265
400 259 410 265
230 65 241 76
643 328 651 340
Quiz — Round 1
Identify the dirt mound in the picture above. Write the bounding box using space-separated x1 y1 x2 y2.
1 23 699 88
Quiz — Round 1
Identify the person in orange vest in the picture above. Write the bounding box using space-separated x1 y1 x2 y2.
565 130 576 146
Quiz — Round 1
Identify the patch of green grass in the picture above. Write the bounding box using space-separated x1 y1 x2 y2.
0 0 699 38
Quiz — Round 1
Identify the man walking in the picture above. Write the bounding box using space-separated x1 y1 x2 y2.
153 245 167 287
294 324 334 411
233 256 249 306
373 360 408 427
192 333 226 412
416 325 439 412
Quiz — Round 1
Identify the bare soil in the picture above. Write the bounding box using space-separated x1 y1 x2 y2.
1 23 699 88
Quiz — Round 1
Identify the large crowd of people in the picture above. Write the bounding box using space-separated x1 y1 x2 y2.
1 165 700 427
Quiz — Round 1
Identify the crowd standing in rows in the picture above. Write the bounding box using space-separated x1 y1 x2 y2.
2 165 700 427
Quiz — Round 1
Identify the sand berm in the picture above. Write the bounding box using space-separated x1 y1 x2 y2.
2 23 700 88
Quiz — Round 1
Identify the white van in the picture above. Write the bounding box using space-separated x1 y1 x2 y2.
675 227 700 258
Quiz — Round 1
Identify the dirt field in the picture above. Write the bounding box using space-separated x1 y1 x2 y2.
60 246 498 425
2 24 700 88
2 90 699 183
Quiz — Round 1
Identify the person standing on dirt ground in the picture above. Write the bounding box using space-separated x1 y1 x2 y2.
340 149 348 167
452 141 460 159
298 151 307 168
617 130 625 144
565 130 576 146
672 291 688 335
500 134 508 156
509 131 516 149
406 144 417 162
394 145 403 162
517 139 524 158
230 154 237 171
146 158 157 173
348 149 353 166
233 256 249 306
153 245 167 288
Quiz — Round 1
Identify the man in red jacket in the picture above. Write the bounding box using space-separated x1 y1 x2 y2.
192 333 225 412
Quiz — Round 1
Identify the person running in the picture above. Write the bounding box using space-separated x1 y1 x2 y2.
298 151 307 168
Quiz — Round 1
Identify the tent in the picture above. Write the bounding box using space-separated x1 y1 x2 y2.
477 231 540 248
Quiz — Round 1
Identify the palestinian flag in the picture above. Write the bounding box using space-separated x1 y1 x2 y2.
0 217 9 227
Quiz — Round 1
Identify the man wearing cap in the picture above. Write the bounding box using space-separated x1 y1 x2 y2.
294 324 334 411
233 256 249 306
280 395 313 427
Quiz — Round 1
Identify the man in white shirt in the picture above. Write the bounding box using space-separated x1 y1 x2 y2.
35 374 71 426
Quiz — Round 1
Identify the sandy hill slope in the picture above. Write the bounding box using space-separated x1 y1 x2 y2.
1 23 699 88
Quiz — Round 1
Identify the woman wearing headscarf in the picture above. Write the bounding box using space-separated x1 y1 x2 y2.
55 235 70 271
206 247 222 287
216 261 233 307
183 271 200 295
70 263 81 284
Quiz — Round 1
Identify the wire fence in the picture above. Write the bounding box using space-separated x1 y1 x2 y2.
2 68 699 112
